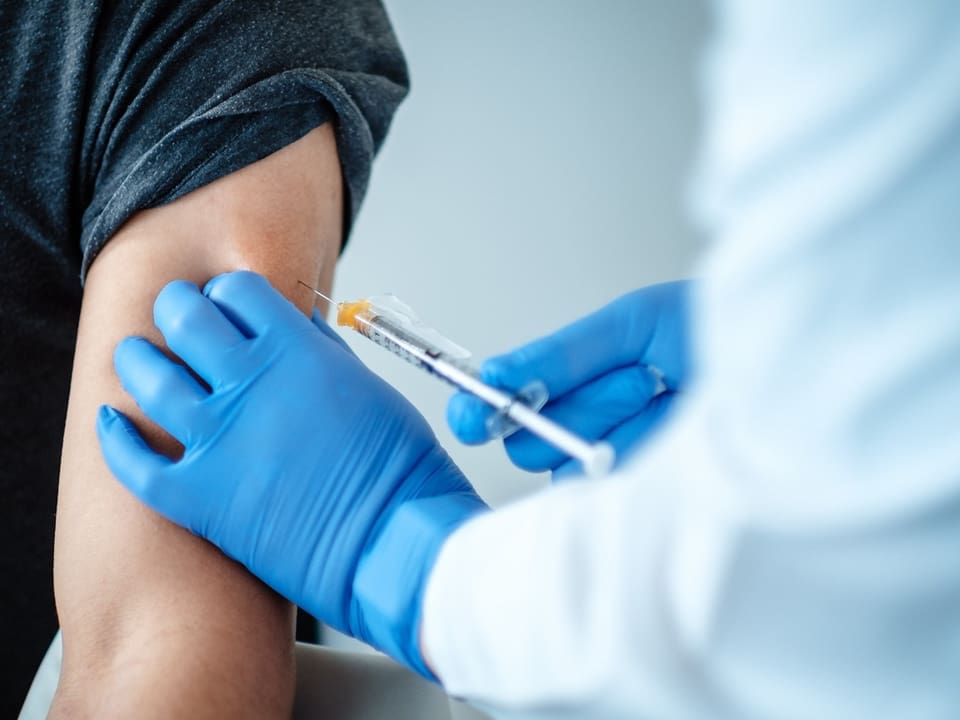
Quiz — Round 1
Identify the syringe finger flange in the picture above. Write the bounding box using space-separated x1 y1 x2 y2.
485 380 549 439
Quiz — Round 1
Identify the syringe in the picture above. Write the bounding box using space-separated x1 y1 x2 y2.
299 282 615 478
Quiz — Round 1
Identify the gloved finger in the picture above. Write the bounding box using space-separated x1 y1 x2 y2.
153 280 248 389
453 362 661 449
97 405 185 521
482 282 689 397
552 392 678 480
114 337 213 447
203 271 311 338
502 364 662 472
310 307 356 356
446 392 496 445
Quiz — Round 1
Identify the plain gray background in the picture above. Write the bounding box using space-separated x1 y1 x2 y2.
339 0 708 510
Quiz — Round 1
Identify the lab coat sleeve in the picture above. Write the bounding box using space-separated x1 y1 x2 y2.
422 1 960 717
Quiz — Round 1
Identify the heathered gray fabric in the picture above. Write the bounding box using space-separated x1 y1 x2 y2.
0 2 407 713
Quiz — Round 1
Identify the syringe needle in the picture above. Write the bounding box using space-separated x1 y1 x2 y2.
297 280 339 305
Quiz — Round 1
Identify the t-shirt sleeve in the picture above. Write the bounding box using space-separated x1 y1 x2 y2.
78 0 408 280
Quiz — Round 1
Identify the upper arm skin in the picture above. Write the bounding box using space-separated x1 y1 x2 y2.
51 125 341 718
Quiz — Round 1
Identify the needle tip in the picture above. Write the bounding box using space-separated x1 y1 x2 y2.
297 280 337 305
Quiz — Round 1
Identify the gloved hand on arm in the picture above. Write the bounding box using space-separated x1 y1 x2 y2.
96 271 486 679
447 281 692 478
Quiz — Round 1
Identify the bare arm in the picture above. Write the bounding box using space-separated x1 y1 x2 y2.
51 125 341 718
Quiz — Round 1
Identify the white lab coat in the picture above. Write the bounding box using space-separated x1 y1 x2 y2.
422 1 960 717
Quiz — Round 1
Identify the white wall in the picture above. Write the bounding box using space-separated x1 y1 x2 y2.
338 0 709 510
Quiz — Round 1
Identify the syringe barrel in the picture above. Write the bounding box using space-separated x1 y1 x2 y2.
351 311 437 370
348 310 614 477
352 312 491 389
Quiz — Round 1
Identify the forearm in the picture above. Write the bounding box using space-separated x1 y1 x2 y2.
52 126 341 717
54 427 297 719
53 606 295 718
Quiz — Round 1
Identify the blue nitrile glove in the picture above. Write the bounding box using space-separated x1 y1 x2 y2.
448 281 692 478
97 271 486 679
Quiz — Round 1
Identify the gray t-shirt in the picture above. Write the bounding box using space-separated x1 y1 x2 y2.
0 2 407 711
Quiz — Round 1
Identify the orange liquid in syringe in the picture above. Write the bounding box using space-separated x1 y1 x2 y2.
336 299 372 330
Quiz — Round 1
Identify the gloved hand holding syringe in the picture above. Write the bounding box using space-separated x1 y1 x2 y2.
298 281 615 477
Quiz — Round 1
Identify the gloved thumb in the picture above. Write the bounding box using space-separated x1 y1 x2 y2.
97 405 182 522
